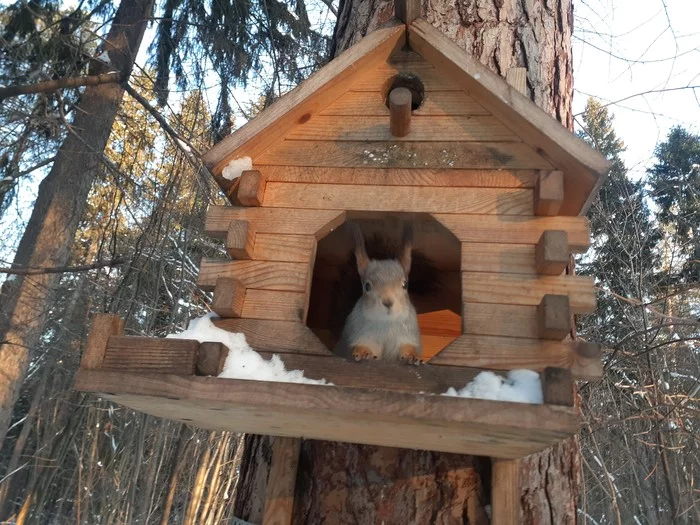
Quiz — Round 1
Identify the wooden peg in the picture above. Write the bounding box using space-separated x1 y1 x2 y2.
212 277 246 318
196 342 229 376
537 294 571 340
535 230 569 275
395 0 421 24
535 170 564 216
238 170 266 206
575 340 602 359
389 87 412 137
226 219 256 259
263 437 302 525
81 314 125 369
491 457 521 525
541 367 574 406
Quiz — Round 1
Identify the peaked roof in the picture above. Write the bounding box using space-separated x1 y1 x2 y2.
202 18 611 216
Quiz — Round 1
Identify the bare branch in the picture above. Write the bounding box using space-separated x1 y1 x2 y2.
0 258 125 276
0 72 122 101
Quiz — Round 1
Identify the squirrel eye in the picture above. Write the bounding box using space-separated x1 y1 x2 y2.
402 280 408 289
364 282 372 292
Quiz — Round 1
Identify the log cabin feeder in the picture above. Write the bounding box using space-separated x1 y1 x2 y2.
74 4 611 524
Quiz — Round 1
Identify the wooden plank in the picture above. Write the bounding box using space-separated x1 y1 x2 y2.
263 437 301 525
461 243 537 274
212 318 331 355
196 342 229 376
409 20 611 215
319 91 490 117
505 67 527 95
259 166 538 188
81 314 125 369
205 206 345 240
538 294 571 340
213 278 246 318
491 458 521 525
286 115 518 142
462 303 539 339
462 272 595 313
534 170 564 216
242 289 306 322
226 220 256 259
430 334 601 380
256 140 553 170
395 0 420 23
253 234 315 263
198 259 308 292
436 215 590 251
74 370 580 459
535 230 569 275
203 23 406 173
238 170 266 206
352 64 462 91
101 336 198 374
541 367 574 406
389 86 412 137
263 182 533 215
418 309 461 337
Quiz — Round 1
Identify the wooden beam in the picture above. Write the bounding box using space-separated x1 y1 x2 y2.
534 170 564 216
74 370 579 458
537 294 571 340
389 87 412 137
505 67 527 95
263 437 302 525
81 314 125 369
575 340 602 359
196 342 229 376
226 219 256 259
242 289 307 322
212 277 246 318
541 367 574 406
535 230 569 275
238 170 266 206
395 0 420 24
212 319 331 355
198 259 308 292
100 336 198 375
491 458 521 524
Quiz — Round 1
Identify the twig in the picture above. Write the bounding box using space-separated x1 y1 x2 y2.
0 258 125 276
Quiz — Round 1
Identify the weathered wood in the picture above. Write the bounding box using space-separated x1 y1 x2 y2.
227 219 256 259
251 233 315 263
462 272 596 313
286 115 518 142
395 0 420 24
81 314 125 369
462 303 539 339
537 294 571 340
541 367 574 406
256 140 553 170
242 289 306 322
263 437 301 525
408 20 611 216
535 230 569 275
505 67 527 95
263 182 532 215
491 458 521 525
535 170 564 216
320 90 489 117
203 22 406 172
205 206 346 240
238 170 266 206
74 370 580 458
101 336 198 374
430 334 602 380
196 342 229 376
212 318 331 355
198 259 307 292
213 277 246 318
437 215 590 251
258 166 538 188
390 88 411 139
575 340 602 359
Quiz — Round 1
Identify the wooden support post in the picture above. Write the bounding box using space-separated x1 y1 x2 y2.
534 170 564 216
394 0 421 24
212 277 246 318
262 437 302 525
196 342 229 376
575 340 602 359
238 169 266 206
81 314 125 369
541 367 574 406
226 219 256 259
535 230 569 275
491 457 520 525
389 87 412 137
505 67 527 95
537 294 571 340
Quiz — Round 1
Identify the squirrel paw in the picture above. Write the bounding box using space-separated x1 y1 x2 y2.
399 345 422 366
352 345 379 361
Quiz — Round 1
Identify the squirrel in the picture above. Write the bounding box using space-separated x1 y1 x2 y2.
333 221 424 364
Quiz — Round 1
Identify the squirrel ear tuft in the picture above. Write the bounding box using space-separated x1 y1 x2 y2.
349 222 369 274
400 222 413 275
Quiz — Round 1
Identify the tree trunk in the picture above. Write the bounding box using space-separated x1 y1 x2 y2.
0 0 154 444
235 1 578 523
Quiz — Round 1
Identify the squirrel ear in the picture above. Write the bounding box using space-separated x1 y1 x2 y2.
400 222 413 275
350 222 369 274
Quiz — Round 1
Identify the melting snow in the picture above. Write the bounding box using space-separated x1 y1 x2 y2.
222 156 253 180
442 369 543 404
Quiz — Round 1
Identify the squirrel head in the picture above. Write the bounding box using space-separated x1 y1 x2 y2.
352 222 413 319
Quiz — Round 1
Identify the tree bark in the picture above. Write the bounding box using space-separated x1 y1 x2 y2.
235 0 578 523
0 0 154 445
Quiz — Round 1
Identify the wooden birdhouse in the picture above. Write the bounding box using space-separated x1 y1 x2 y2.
75 9 610 523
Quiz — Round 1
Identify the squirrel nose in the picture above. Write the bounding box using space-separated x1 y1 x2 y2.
382 299 393 309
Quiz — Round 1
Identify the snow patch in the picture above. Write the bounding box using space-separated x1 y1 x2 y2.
442 369 543 404
175 138 191 153
167 313 328 385
222 157 253 180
